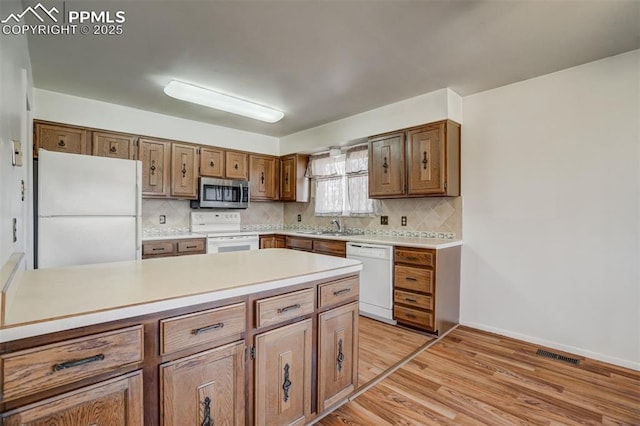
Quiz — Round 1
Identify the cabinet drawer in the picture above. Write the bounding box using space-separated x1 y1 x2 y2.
286 236 313 252
160 303 246 356
394 305 434 329
394 290 433 311
256 289 314 328
394 247 435 267
177 238 205 254
1 326 143 402
313 239 346 257
318 276 359 309
143 241 175 256
394 265 433 293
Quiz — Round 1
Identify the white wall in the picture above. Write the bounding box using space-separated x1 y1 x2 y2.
280 88 461 154
0 0 34 269
461 50 640 369
34 89 279 155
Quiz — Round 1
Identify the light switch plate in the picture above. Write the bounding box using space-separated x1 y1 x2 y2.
12 141 23 167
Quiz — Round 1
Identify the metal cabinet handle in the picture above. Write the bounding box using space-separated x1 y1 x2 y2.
382 156 388 173
277 303 300 314
337 339 345 372
58 140 65 147
210 160 214 167
192 322 224 335
333 288 351 296
53 354 104 372
405 277 418 281
282 363 292 402
422 151 428 169
284 172 289 185
110 146 117 153
152 247 165 251
406 313 417 319
260 171 265 184
182 163 187 178
234 163 239 170
405 297 418 303
150 160 156 175
186 245 197 249
201 396 212 426
406 256 419 261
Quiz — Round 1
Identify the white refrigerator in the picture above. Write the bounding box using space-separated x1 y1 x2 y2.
37 150 142 269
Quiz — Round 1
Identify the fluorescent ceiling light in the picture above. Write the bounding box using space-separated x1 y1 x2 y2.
164 80 284 123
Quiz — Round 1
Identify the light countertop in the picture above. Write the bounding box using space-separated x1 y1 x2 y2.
143 228 462 249
1 249 361 342
141 232 204 241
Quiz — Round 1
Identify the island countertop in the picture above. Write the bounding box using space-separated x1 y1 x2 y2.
1 249 361 343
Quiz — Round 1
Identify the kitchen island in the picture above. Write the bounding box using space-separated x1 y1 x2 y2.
0 249 362 425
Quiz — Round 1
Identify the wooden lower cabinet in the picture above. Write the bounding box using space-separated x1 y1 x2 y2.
260 234 286 249
1 371 143 425
254 319 313 426
160 341 245 426
318 302 359 412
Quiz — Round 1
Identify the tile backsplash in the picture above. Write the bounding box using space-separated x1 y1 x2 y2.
141 199 284 231
283 197 462 238
142 197 461 238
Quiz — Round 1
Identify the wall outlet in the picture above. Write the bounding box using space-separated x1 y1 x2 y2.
380 216 388 225
401 216 407 226
159 215 166 224
297 214 302 222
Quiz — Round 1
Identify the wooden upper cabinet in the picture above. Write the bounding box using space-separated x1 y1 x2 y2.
280 154 309 202
139 138 171 197
368 132 405 197
225 151 248 180
200 147 225 178
368 120 460 198
160 341 245 426
170 143 198 199
92 131 137 160
34 122 88 157
250 154 278 201
407 121 459 196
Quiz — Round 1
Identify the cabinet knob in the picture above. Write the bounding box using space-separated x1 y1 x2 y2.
234 163 239 170
58 140 65 147
110 146 117 153
210 160 214 167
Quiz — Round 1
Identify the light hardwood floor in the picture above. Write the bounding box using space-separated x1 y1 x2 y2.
319 325 640 425
358 316 434 387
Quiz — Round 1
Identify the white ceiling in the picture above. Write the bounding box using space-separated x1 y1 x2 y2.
25 0 640 137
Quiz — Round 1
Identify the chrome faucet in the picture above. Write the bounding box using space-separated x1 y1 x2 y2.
331 217 343 233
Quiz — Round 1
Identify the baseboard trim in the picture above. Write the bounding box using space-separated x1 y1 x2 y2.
459 320 640 372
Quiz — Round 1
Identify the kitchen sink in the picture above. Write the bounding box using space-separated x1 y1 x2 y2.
296 230 364 237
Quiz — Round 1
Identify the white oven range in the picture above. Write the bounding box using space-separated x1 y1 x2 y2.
190 212 259 253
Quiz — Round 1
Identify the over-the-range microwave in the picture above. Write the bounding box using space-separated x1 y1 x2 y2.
190 177 250 209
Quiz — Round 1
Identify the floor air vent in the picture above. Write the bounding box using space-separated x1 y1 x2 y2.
536 349 580 365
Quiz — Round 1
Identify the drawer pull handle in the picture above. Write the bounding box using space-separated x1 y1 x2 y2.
333 288 351 296
201 396 212 426
405 298 418 303
282 363 292 402
405 277 417 281
337 338 345 372
186 245 197 249
152 247 165 251
53 354 104 372
277 303 300 314
406 313 417 319
192 322 224 335
406 256 419 261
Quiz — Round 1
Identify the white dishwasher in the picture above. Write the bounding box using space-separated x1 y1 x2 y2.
346 242 396 325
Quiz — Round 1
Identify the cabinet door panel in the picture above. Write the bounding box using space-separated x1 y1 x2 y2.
139 138 170 197
1 371 143 425
226 151 248 179
200 147 225 177
407 124 445 195
171 143 198 199
250 155 277 200
369 132 405 197
318 302 359 411
92 131 136 159
255 319 312 426
161 341 245 426
280 156 295 201
36 123 88 156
